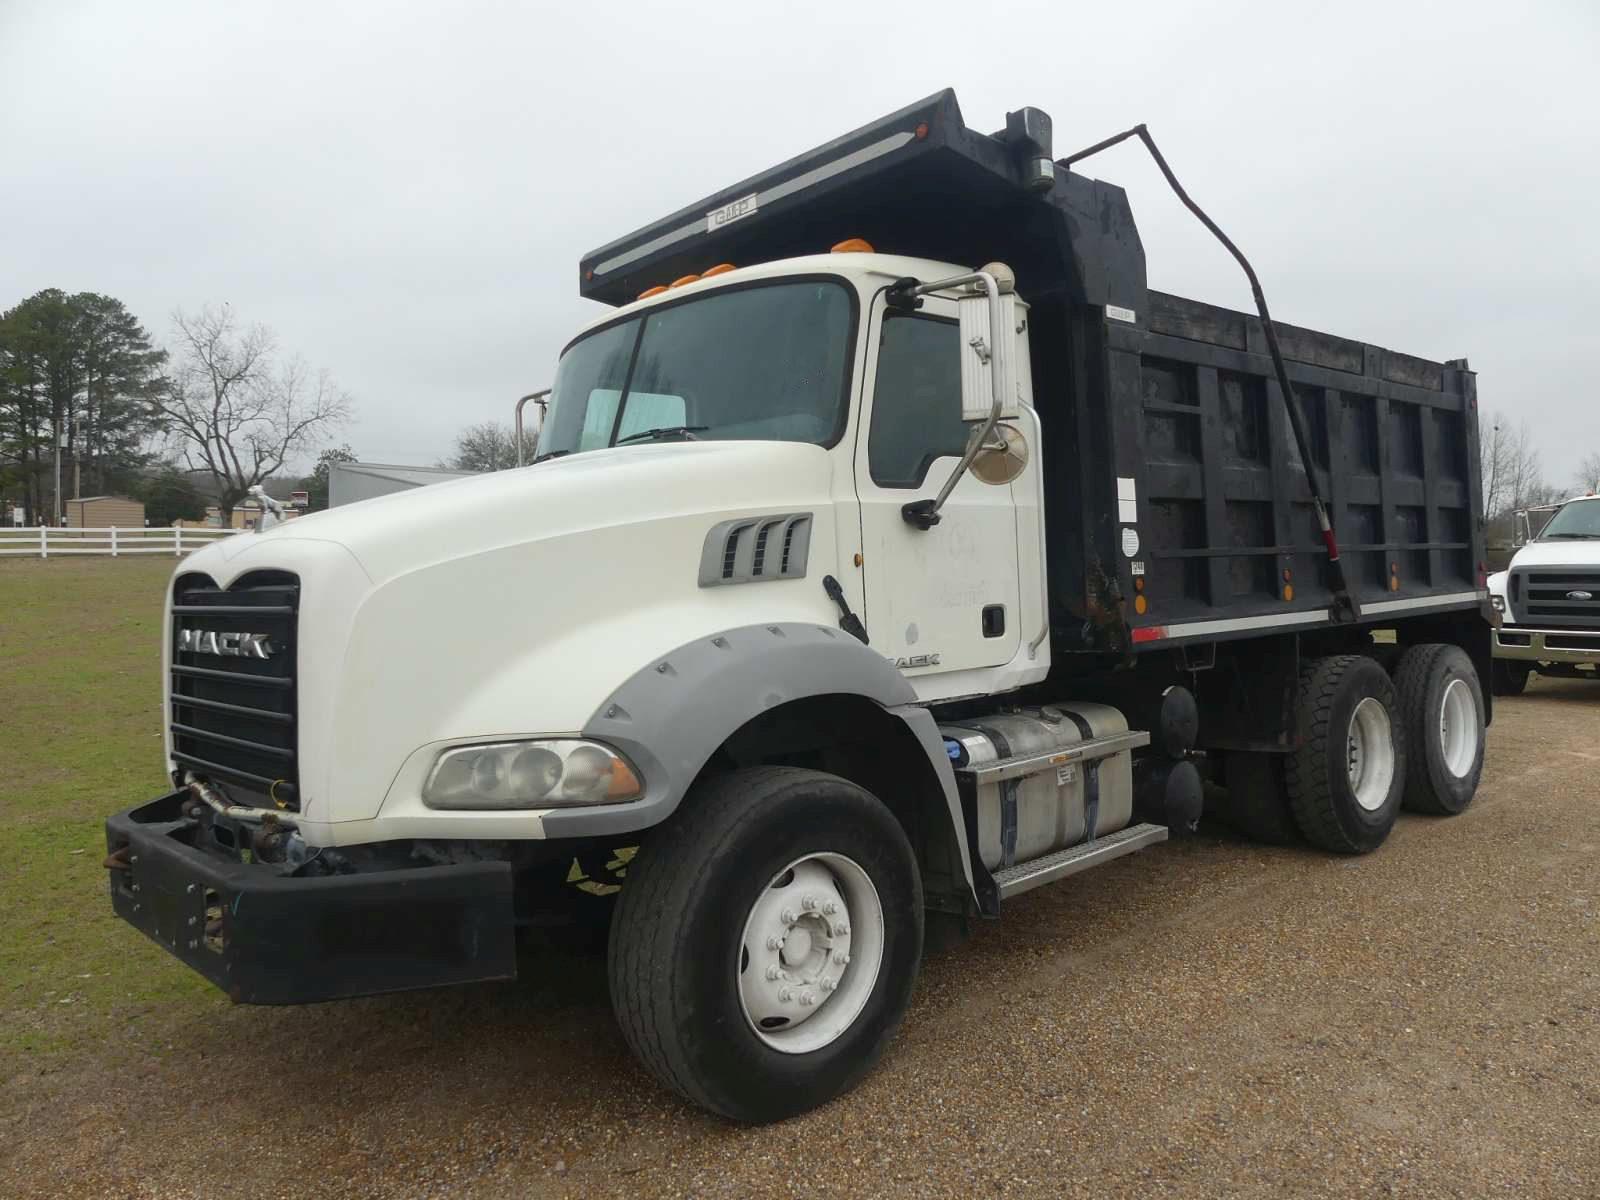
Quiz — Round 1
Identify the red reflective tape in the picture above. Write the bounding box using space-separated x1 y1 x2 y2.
1131 626 1167 643
1320 529 1340 561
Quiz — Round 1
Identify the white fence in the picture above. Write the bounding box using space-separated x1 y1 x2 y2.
0 526 243 559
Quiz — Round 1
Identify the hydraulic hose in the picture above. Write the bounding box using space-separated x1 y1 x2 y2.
1059 125 1359 622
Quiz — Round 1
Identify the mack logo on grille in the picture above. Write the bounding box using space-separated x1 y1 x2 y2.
178 629 275 659
1567 590 1594 601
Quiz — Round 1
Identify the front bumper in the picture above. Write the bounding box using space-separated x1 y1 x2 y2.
1494 626 1600 667
105 792 517 1005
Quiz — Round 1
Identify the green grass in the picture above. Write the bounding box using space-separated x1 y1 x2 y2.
1 557 221 1061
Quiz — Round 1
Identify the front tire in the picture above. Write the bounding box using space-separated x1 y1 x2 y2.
1492 659 1532 696
1284 655 1406 854
1395 644 1485 815
608 767 923 1123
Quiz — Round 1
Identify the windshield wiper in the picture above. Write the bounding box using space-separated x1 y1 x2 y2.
531 449 571 464
1545 532 1600 539
616 425 708 445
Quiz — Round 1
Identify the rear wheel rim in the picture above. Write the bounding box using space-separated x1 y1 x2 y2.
1439 677 1479 777
1347 697 1396 812
737 853 885 1054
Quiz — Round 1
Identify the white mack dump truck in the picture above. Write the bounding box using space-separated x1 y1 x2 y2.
106 91 1496 1122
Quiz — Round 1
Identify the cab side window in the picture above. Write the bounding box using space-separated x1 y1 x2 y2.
868 314 969 488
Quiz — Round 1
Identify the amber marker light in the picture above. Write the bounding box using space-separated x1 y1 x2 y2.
702 263 736 277
1134 594 1148 615
637 285 667 300
831 238 874 253
669 274 701 289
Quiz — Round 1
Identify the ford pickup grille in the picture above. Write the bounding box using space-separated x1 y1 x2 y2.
169 571 300 810
1509 569 1600 630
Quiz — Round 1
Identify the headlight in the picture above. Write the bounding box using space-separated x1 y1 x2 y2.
422 740 643 809
1491 594 1506 613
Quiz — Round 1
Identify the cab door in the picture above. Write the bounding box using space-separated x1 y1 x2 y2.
853 293 1021 683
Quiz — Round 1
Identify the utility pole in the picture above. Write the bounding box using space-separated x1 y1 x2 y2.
53 426 67 526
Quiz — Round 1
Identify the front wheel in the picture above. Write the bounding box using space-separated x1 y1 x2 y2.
608 767 923 1123
1492 659 1532 696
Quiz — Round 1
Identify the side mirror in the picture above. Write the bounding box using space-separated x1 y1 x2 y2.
1514 510 1530 547
958 288 1021 423
900 264 1021 531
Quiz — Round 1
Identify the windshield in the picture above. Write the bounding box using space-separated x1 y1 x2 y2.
538 279 854 459
1539 497 1600 539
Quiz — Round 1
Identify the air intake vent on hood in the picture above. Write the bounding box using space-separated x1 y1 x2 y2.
699 513 813 587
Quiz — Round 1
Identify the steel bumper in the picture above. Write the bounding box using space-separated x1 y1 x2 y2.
1493 626 1600 667
105 791 516 1005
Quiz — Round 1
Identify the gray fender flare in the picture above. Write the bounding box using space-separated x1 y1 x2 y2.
542 622 975 899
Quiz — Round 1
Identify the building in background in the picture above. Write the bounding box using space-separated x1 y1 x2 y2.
65 496 145 528
330 462 474 507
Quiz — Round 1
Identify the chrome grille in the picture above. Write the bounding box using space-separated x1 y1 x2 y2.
169 571 299 809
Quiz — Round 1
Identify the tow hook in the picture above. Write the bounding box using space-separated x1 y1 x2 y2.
103 845 131 871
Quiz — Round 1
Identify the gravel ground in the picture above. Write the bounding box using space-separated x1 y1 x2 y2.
4 676 1598 1199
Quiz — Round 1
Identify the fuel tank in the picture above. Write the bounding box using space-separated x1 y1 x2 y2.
941 703 1135 872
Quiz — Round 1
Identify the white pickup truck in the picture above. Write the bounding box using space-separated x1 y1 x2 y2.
1488 494 1600 693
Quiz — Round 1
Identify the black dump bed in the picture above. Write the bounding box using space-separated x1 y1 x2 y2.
580 90 1488 656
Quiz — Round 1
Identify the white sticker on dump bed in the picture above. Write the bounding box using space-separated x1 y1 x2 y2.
1106 304 1137 324
1122 527 1140 558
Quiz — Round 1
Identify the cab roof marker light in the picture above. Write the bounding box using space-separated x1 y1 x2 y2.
702 263 736 277
831 238 874 254
669 274 701 288
637 285 667 300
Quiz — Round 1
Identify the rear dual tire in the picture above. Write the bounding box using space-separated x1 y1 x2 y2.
1284 655 1407 854
1394 643 1485 816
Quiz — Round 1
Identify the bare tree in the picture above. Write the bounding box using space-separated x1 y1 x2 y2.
1480 413 1554 519
157 306 352 520
1573 451 1600 496
441 420 535 472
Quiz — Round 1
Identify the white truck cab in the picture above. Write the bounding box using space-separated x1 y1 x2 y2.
1487 494 1600 693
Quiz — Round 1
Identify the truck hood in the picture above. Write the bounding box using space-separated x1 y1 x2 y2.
222 439 833 583
177 438 846 835
1505 540 1600 570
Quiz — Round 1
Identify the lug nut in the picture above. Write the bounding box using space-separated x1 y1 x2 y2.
834 951 850 965
802 895 818 911
765 966 780 981
778 987 793 1003
820 978 837 992
823 901 839 915
834 922 848 935
780 908 797 924
799 992 816 1007
766 935 782 951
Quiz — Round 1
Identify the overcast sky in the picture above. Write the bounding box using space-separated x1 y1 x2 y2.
3 1 1597 483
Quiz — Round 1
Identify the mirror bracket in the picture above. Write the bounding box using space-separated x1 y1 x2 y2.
895 269 1008 531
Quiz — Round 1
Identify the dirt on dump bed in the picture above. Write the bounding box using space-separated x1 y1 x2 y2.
4 676 1599 1199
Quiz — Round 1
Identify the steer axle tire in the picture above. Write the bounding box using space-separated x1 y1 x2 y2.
1284 655 1406 854
1394 643 1485 816
608 766 922 1123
